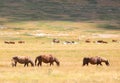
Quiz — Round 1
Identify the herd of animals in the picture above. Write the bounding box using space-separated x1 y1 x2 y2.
11 54 60 67
4 39 119 45
11 54 109 67
52 38 119 44
4 38 116 67
4 41 25 44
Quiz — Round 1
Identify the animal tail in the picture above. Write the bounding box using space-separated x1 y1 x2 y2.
35 56 38 66
82 58 86 66
82 57 89 66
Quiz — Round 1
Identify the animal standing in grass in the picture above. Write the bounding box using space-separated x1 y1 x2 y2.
83 56 109 66
11 56 34 67
35 54 60 66
52 38 60 43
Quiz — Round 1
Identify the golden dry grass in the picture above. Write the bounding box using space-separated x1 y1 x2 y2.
0 21 120 83
0 40 120 83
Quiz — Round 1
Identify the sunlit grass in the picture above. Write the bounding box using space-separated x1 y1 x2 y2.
0 20 120 83
0 39 120 83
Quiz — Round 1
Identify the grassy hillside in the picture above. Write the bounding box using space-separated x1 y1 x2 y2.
0 0 119 41
0 0 120 22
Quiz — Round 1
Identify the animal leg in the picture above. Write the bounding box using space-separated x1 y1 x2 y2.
82 62 86 66
100 63 103 66
24 63 27 67
14 62 17 67
86 63 89 66
50 62 53 66
38 61 42 66
40 62 42 66
82 63 85 66
82 64 85 66
26 63 29 67
37 62 40 66
97 62 102 66
97 63 99 66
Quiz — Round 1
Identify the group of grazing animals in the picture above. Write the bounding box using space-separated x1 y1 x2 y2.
11 55 109 67
85 39 119 44
52 38 119 45
85 39 108 43
52 38 77 45
4 41 15 44
4 41 25 44
11 54 60 67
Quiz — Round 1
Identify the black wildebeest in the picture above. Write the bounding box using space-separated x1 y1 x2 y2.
83 56 109 66
35 54 60 66
11 56 34 67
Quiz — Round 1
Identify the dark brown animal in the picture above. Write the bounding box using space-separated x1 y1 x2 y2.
9 41 15 44
4 41 10 44
112 40 117 42
102 41 108 43
85 39 91 43
52 38 60 43
35 54 60 66
11 56 34 67
97 40 108 44
83 56 109 66
18 41 25 44
4 41 15 44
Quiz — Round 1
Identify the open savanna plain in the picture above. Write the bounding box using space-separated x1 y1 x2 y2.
0 21 120 83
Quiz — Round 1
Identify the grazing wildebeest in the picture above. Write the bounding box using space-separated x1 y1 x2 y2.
9 41 15 44
35 54 60 66
82 56 109 66
63 41 71 44
4 41 10 44
18 41 25 44
97 40 108 44
63 41 77 44
85 39 91 43
112 39 117 42
11 56 34 67
52 38 60 43
4 41 15 44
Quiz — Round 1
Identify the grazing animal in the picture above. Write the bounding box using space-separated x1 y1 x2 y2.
11 56 34 67
18 41 25 44
83 56 109 66
35 54 60 66
112 40 117 42
63 41 77 44
52 38 60 43
4 41 10 44
85 39 91 43
9 41 15 44
97 40 108 44
4 41 15 44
